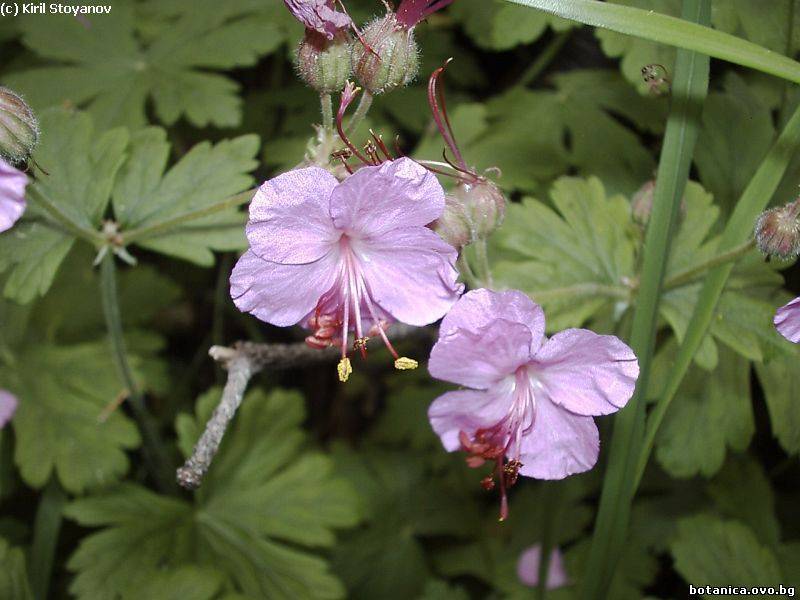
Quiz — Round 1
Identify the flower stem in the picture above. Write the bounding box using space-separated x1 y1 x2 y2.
457 253 482 288
26 186 105 247
580 3 710 598
663 239 756 290
633 100 800 492
120 188 256 245
321 92 334 133
536 481 558 600
517 30 572 88
345 90 373 138
475 239 494 288
99 253 175 494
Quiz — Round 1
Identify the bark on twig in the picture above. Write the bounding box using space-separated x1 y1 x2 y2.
176 325 422 489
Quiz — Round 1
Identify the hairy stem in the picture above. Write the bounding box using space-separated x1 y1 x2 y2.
662 239 756 290
321 92 334 133
26 186 105 247
474 239 494 288
99 253 175 493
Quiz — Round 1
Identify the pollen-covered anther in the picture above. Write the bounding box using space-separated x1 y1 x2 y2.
503 459 523 487
337 357 353 382
353 336 369 351
480 475 495 491
394 357 418 370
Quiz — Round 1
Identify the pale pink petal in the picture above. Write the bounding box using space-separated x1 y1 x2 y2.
775 297 800 343
518 396 599 479
355 226 461 326
230 250 339 327
0 159 27 233
428 386 516 451
283 0 351 38
517 545 569 589
246 167 340 264
0 390 18 428
429 320 532 389
439 288 546 353
531 329 638 416
329 158 445 237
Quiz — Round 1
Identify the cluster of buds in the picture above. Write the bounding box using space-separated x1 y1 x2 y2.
0 87 39 167
755 198 800 260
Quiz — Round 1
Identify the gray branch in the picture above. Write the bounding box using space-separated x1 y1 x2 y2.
176 325 423 489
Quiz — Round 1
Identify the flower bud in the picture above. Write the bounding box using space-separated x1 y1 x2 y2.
296 30 353 94
453 179 506 239
0 87 39 166
631 180 655 225
755 200 800 260
351 15 419 95
434 195 472 249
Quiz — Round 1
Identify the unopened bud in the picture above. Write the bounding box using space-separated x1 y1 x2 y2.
434 195 472 249
0 87 39 166
755 200 800 260
630 179 686 226
296 30 353 94
352 14 419 95
453 180 506 239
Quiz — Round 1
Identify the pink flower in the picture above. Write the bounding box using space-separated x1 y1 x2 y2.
0 158 27 233
231 158 462 381
283 0 352 39
396 0 455 28
428 289 638 519
774 296 800 343
0 390 18 428
517 545 570 589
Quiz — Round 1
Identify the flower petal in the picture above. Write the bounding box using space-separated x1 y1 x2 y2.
329 158 444 237
429 320 532 389
428 387 515 452
230 249 338 326
517 545 570 589
519 396 599 479
356 226 461 326
532 329 638 416
775 296 800 343
246 167 340 264
283 0 351 38
0 389 18 428
0 159 27 233
439 288 546 352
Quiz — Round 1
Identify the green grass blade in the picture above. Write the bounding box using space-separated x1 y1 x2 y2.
503 0 800 84
635 101 800 488
29 478 67 600
579 2 711 598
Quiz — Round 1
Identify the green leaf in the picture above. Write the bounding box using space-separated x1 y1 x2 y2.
113 127 257 264
655 346 753 478
503 0 800 84
755 349 800 455
139 566 226 600
712 0 800 53
0 538 33 600
67 388 359 600
418 580 470 600
670 515 783 588
706 455 781 546
4 341 140 493
0 109 127 303
7 1 284 129
452 0 572 50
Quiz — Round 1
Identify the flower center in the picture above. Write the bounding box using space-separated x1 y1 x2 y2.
305 235 418 381
459 367 536 521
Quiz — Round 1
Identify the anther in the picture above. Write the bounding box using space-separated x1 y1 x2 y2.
338 357 353 382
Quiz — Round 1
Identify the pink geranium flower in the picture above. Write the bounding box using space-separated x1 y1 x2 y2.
283 0 352 39
774 296 800 343
0 158 27 233
0 390 18 428
517 545 570 589
428 289 638 519
231 158 462 381
396 0 455 28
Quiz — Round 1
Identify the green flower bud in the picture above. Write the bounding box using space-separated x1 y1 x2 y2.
296 30 353 94
434 195 472 249
453 179 506 239
351 14 419 95
0 87 39 166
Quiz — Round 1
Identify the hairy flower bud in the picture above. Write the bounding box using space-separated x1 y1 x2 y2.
296 30 353 94
755 200 800 260
0 87 39 166
453 179 506 239
434 195 472 249
352 14 419 95
630 179 687 226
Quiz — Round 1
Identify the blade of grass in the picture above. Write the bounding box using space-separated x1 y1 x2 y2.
579 2 711 598
29 478 66 600
503 0 800 84
634 100 800 488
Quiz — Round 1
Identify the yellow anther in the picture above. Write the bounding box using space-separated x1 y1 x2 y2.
394 357 418 371
337 357 352 382
353 336 369 350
